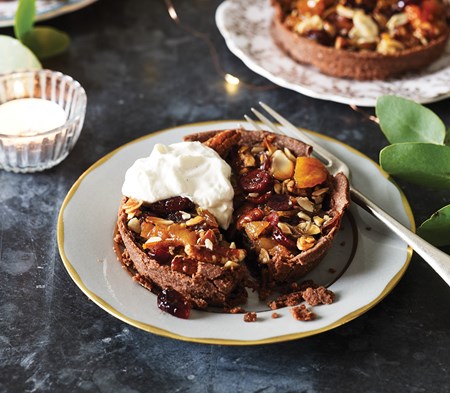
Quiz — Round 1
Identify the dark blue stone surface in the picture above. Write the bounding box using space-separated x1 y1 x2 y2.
0 1 449 392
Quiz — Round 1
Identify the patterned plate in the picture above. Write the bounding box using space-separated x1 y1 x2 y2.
216 0 450 107
0 0 96 27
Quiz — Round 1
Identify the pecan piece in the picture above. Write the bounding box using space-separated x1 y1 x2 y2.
204 129 240 157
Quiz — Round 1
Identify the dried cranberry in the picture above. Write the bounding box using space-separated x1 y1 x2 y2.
268 194 292 211
157 288 191 319
146 244 172 264
305 30 334 47
240 169 273 193
171 257 198 276
236 207 265 229
265 211 279 228
149 197 195 215
272 226 296 250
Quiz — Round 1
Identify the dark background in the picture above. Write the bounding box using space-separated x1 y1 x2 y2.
0 0 449 392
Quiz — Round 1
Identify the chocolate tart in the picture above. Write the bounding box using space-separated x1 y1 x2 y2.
271 0 450 80
116 129 350 309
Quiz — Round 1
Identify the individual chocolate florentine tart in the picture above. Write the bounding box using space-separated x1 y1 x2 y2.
271 0 450 80
115 129 350 317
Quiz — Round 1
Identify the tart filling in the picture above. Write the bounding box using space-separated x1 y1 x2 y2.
115 129 350 315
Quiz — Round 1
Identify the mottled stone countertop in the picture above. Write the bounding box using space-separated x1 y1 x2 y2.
1 0 449 392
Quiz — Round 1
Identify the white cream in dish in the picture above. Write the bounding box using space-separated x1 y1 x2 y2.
122 141 234 229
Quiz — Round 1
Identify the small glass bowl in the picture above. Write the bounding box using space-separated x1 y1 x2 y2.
0 69 87 173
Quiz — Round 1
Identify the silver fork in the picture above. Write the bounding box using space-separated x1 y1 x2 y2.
245 102 450 287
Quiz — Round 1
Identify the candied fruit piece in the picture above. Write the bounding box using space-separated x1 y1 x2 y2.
149 197 195 215
294 157 328 188
244 221 271 240
157 288 191 319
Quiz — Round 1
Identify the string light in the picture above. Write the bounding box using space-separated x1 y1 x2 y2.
224 73 240 86
349 104 379 123
164 0 276 91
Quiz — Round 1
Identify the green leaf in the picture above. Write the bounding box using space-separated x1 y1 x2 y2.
380 143 450 188
14 0 36 40
0 35 41 73
417 205 450 247
376 96 445 145
21 26 70 59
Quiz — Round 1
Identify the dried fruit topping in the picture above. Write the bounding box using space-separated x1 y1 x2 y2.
267 194 292 211
171 256 198 276
265 211 280 228
244 221 271 240
240 169 274 193
272 226 297 250
294 157 328 188
145 243 173 264
246 191 272 204
237 207 265 230
157 288 191 319
149 196 195 215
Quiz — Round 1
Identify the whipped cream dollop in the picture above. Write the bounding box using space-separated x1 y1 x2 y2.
122 141 234 229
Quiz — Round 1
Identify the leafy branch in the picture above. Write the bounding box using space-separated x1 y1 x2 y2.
14 0 70 59
376 96 450 247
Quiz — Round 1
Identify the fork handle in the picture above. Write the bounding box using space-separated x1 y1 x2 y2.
350 187 450 287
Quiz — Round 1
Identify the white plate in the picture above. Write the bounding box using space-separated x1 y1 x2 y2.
0 0 97 27
57 121 413 345
216 0 450 107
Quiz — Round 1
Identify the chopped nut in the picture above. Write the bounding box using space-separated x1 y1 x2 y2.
386 12 408 33
186 216 204 227
127 217 141 233
258 248 270 264
251 146 265 154
305 224 321 236
313 216 325 226
283 147 297 162
297 211 311 221
123 198 143 218
224 260 239 270
312 187 329 197
271 312 281 319
204 239 214 250
277 222 293 235
297 235 316 251
270 150 295 181
349 11 379 44
180 211 191 220
336 4 354 19
294 14 324 35
229 242 236 249
274 182 282 194
263 137 277 155
143 236 163 248
145 216 174 226
296 197 314 213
